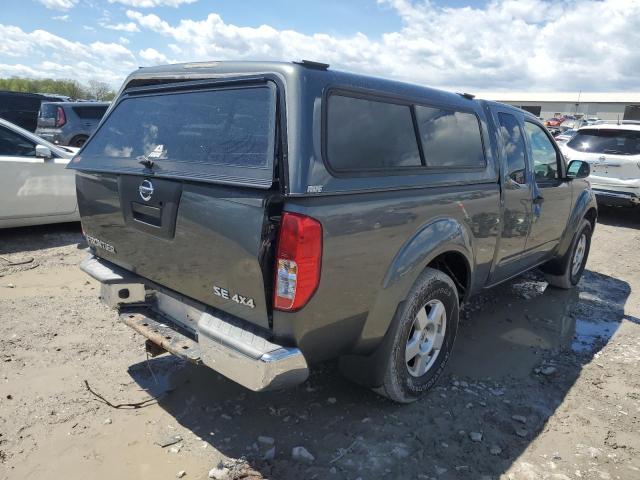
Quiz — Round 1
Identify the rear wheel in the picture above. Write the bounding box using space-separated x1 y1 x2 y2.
70 135 88 148
545 219 592 289
376 268 459 403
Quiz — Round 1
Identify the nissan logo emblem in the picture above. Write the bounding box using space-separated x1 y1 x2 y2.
139 179 154 201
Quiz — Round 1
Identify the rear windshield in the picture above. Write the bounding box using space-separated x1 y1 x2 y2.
72 105 108 119
39 103 58 119
72 84 277 187
567 129 640 156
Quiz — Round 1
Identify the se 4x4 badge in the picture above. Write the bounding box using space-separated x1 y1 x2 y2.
213 285 256 309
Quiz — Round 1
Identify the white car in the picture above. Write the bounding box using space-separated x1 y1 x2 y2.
561 122 640 207
0 117 80 228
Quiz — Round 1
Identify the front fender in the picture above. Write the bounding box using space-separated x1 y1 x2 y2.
557 182 597 258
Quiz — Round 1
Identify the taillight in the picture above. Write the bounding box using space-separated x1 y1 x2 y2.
55 106 66 128
274 212 322 311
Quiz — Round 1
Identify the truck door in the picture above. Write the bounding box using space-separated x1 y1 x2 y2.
487 109 533 283
521 120 572 263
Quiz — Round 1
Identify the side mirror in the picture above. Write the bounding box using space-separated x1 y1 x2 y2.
35 144 53 159
566 160 590 179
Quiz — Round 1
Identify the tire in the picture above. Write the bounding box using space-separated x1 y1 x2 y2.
70 136 88 148
376 268 459 403
545 219 592 289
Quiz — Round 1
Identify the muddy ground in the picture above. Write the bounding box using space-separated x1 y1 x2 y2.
1 206 639 480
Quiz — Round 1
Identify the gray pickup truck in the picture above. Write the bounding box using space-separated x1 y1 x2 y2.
71 61 596 403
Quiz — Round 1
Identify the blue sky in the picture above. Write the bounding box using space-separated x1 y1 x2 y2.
1 0 638 92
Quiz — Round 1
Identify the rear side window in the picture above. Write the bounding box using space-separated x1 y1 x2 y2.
326 94 421 171
567 129 640 156
415 106 485 168
73 84 277 187
72 105 108 120
498 113 527 185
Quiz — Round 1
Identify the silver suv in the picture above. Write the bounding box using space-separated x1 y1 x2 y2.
36 101 109 147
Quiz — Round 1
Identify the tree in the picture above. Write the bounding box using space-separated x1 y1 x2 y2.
87 80 115 101
0 77 116 101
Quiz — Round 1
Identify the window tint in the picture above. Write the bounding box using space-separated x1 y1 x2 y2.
415 106 485 168
567 129 640 156
0 126 36 157
72 105 108 120
327 95 421 171
39 103 58 119
524 122 559 182
498 113 527 185
80 86 275 169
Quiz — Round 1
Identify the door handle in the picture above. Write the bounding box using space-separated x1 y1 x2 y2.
533 194 544 204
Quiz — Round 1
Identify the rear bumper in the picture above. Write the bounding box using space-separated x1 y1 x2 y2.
35 129 63 145
80 255 308 391
592 188 640 207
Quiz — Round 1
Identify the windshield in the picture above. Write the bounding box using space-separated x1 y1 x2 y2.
567 129 640 156
73 83 277 187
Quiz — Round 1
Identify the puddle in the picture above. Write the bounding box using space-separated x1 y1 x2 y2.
510 280 548 300
571 317 618 352
449 270 627 379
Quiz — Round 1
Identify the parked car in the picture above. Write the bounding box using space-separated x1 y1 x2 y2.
72 61 596 403
0 117 79 228
562 122 640 207
0 91 68 132
554 128 578 144
36 101 110 147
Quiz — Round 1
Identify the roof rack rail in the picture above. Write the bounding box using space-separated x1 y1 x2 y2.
592 119 640 125
293 60 330 70
457 92 475 100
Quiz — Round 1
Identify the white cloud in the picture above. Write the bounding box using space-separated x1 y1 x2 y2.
0 24 136 85
37 0 77 11
9 0 640 92
52 14 70 21
124 0 640 92
119 36 130 44
138 47 168 64
102 22 140 32
108 0 197 7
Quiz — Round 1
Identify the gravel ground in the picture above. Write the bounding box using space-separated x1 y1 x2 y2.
1 206 639 480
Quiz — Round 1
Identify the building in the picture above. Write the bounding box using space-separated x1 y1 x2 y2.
478 92 640 121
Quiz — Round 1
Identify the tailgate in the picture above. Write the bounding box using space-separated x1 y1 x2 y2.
76 174 277 328
70 79 281 329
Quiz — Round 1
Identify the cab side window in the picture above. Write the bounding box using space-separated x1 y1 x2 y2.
0 126 36 157
524 122 559 182
497 113 527 185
